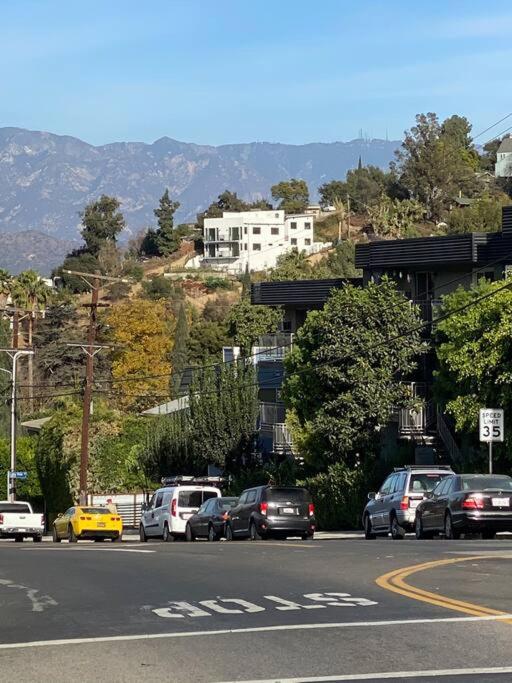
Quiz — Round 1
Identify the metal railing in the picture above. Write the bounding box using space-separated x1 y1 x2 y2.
436 408 462 465
252 333 293 363
260 402 286 426
398 399 435 435
412 299 443 323
273 423 293 454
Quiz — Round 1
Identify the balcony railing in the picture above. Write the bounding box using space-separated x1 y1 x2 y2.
273 423 293 454
412 299 443 323
260 402 286 426
252 333 293 364
398 399 435 436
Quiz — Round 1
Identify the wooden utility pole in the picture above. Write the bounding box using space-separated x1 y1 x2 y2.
63 270 131 506
12 309 19 349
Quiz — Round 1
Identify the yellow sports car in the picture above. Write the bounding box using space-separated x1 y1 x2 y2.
53 506 123 543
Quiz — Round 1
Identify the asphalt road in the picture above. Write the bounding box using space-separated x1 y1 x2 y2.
1 535 512 682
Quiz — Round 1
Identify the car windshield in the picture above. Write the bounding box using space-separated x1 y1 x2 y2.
79 507 110 515
219 497 238 510
408 473 450 493
178 490 218 508
461 476 512 491
266 488 310 503
0 503 30 513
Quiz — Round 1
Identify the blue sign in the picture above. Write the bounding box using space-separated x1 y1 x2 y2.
9 471 28 480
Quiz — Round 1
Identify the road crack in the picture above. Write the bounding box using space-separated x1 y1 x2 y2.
0 578 58 612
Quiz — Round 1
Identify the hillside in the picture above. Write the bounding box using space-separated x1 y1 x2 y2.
0 127 400 249
0 230 74 275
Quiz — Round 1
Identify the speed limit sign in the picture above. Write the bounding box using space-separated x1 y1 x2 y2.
479 409 504 442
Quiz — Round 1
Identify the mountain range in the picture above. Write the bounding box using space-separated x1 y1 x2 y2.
0 127 400 273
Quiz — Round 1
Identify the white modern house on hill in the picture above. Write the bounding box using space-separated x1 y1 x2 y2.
197 209 329 273
495 136 512 178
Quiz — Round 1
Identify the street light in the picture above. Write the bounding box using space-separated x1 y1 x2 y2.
0 349 34 501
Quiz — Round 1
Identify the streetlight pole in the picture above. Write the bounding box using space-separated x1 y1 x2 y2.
0 349 34 501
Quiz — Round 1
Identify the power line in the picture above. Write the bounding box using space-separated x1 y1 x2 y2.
473 113 512 141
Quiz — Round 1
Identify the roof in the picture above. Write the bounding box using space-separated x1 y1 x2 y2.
251 278 362 306
20 417 52 432
498 137 512 153
140 396 189 416
451 196 474 206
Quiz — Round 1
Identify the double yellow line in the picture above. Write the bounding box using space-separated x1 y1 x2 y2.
376 555 511 620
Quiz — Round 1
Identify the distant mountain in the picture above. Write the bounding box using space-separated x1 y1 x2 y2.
0 126 400 271
0 230 73 275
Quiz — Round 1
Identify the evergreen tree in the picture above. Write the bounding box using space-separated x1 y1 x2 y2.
169 304 189 398
154 189 180 255
80 195 125 256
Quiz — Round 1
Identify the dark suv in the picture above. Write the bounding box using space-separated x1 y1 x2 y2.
226 486 315 541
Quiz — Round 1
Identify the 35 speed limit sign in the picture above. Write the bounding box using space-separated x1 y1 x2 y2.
479 409 504 442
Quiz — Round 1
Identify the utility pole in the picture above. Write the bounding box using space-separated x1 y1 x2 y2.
0 348 34 501
346 194 351 239
63 270 130 505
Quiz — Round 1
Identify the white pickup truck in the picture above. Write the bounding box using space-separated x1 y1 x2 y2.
0 501 45 542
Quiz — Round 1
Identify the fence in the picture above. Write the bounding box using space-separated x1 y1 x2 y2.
88 493 147 529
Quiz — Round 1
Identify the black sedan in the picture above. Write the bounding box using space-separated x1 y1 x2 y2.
415 473 512 540
185 496 238 542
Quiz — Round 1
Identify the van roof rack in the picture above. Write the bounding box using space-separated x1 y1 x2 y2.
393 465 453 472
160 475 225 487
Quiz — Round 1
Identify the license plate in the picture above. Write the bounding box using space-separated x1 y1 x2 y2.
18 528 26 532
281 507 296 514
410 500 420 509
492 497 509 507
97 522 106 528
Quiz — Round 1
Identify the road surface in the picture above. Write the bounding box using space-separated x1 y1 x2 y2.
1 535 512 682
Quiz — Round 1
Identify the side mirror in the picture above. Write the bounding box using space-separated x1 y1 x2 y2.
367 492 376 500
424 491 433 499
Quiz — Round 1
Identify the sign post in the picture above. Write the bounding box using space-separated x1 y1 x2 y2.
479 409 504 473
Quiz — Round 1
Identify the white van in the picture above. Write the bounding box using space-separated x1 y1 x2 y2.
139 482 221 542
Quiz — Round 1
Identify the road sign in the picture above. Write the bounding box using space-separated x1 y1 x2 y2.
9 471 28 480
479 409 504 442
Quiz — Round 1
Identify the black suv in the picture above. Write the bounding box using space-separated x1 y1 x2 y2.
226 486 315 541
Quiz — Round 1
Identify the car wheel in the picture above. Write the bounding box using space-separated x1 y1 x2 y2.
415 514 427 540
33 535 42 543
301 532 314 540
482 530 496 540
14 536 23 543
94 537 105 542
249 521 262 541
225 523 234 541
163 523 176 542
111 534 122 543
364 514 376 540
185 523 195 542
444 512 460 540
390 514 405 540
52 526 61 543
208 525 219 542
139 524 148 542
68 525 78 543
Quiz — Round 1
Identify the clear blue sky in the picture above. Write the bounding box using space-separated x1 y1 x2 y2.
1 1 511 146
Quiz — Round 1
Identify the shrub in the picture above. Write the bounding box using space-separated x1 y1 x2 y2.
204 276 232 292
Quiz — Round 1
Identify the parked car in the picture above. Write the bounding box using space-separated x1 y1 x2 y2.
185 497 238 542
363 465 453 539
225 486 315 541
139 483 221 542
415 473 512 540
53 506 123 542
0 501 45 542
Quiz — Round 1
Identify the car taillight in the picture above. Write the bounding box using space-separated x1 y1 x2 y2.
308 503 315 517
111 517 116 521
463 496 485 510
400 496 409 510
222 512 229 521
40 515 45 527
260 502 268 516
171 499 177 517
0 514 3 525
80 516 86 520
86 516 92 520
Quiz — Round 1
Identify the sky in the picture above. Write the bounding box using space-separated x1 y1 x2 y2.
1 1 511 146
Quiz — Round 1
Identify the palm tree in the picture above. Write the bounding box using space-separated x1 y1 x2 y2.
0 269 12 308
12 271 52 411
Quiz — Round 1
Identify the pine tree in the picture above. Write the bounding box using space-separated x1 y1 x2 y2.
169 304 189 398
154 189 180 256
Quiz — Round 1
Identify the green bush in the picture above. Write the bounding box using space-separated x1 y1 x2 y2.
204 276 232 292
142 275 174 300
300 462 367 530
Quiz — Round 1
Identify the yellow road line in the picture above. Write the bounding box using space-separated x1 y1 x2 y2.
376 555 512 620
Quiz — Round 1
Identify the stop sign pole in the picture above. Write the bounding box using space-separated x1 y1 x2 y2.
479 409 504 474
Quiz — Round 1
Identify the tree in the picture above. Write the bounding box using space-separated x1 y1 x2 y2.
227 297 283 355
269 249 320 281
55 252 102 293
318 180 347 209
169 304 189 398
435 280 512 466
187 320 231 365
154 189 181 256
367 197 425 238
0 268 11 307
283 279 425 468
106 299 174 410
80 195 125 256
479 138 503 173
323 242 360 279
393 113 481 220
142 275 175 300
446 195 510 234
271 179 309 213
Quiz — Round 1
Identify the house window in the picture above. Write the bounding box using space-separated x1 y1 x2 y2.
275 213 279 218
253 227 261 234
291 238 297 246
244 226 247 235
290 221 297 229
305 222 311 230
253 243 261 251
305 238 311 245
271 227 279 235
268 243 273 247
244 244 247 250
